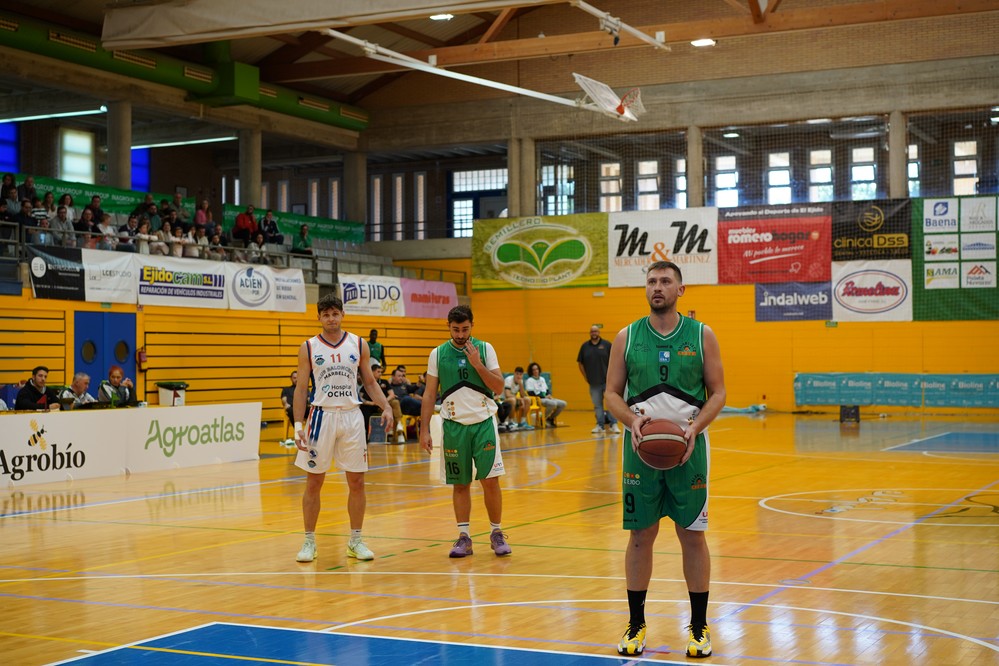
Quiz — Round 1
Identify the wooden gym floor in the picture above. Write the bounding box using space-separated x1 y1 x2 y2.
1 410 997 665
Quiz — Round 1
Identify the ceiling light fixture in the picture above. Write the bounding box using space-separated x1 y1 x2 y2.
690 38 716 47
0 105 108 124
429 13 453 21
722 132 740 138
132 135 237 150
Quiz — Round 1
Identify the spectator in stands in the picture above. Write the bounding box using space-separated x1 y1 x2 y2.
207 233 227 261
58 194 77 223
192 225 209 258
144 202 162 231
158 198 173 218
260 209 284 245
281 370 297 425
60 372 96 410
0 200 14 248
292 224 313 255
131 193 155 217
368 329 386 366
30 217 55 246
248 232 270 264
134 219 156 254
49 205 75 248
170 224 188 257
117 214 139 252
74 207 97 248
503 366 533 431
41 191 57 220
525 361 567 427
151 220 172 255
14 199 36 238
388 367 423 418
4 186 19 213
97 213 119 251
86 195 106 223
30 196 49 224
233 204 258 245
182 225 202 258
15 365 61 411
97 364 137 406
162 208 181 234
495 390 513 432
194 199 212 229
172 192 191 226
16 175 36 203
1 173 15 193
359 360 403 443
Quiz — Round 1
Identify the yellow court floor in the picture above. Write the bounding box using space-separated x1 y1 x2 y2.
1 410 997 665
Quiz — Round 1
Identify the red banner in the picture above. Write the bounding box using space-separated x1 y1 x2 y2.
718 211 831 284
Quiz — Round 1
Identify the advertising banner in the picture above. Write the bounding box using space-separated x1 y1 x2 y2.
922 374 999 408
911 197 998 321
831 259 913 322
27 246 86 300
400 278 458 319
224 263 306 312
608 209 718 287
222 204 365 243
718 204 831 284
0 403 261 486
794 373 999 408
473 214 608 291
339 273 405 316
793 373 841 406
82 248 138 303
755 282 832 321
873 374 923 406
135 255 228 309
24 174 194 216
832 199 911 261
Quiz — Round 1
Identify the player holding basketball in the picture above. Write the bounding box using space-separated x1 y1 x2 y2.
419 305 512 558
605 260 726 658
293 293 394 563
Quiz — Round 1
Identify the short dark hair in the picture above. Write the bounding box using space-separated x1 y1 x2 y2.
447 305 473 324
317 293 343 314
514 366 524 373
647 260 683 283
32 365 48 376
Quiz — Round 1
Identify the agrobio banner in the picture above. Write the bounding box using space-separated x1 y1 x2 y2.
607 208 718 287
224 263 306 312
135 255 228 309
339 273 405 316
831 199 911 261
718 204 831 284
472 214 607 291
831 259 913 322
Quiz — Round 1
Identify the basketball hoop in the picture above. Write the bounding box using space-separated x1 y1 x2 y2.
616 87 645 118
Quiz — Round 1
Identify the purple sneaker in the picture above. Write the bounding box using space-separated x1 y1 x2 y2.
449 534 473 558
490 530 512 556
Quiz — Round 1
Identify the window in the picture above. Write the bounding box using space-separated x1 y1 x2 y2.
329 177 341 220
370 174 383 241
452 199 474 237
233 178 240 206
767 152 792 205
907 144 920 197
131 148 150 193
953 140 978 195
714 155 739 208
599 161 622 212
540 164 574 215
809 149 833 202
260 182 270 210
675 158 687 209
221 175 227 205
636 159 659 210
414 172 426 239
308 178 319 216
60 128 95 184
0 124 17 174
392 173 405 240
453 168 507 192
850 146 877 200
277 180 289 212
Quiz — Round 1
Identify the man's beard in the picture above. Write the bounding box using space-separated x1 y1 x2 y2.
650 300 672 314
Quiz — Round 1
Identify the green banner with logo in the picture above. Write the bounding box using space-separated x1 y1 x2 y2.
18 174 194 216
221 204 364 244
472 214 608 291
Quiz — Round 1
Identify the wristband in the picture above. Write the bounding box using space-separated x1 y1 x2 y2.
294 421 303 433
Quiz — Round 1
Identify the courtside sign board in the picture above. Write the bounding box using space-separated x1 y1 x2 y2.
608 209 718 287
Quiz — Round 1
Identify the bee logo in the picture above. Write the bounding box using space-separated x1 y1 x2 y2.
28 419 48 450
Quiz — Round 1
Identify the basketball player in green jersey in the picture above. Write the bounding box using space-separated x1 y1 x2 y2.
605 260 726 658
419 305 512 558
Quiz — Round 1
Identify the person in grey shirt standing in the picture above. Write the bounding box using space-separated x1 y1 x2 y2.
577 325 619 435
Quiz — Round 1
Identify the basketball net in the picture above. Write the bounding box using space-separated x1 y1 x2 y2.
616 87 646 118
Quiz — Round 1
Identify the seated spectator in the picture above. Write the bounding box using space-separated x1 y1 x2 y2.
97 365 137 406
151 220 172 255
248 232 270 264
144 202 162 231
359 360 403 443
58 194 77 223
494 390 513 432
291 224 313 255
30 217 55 246
193 199 212 229
17 175 37 203
524 361 566 427
388 366 423 417
74 207 98 248
170 224 188 257
117 214 140 252
280 370 297 424
85 195 105 224
0 200 14 247
0 172 14 194
40 191 57 220
134 219 156 254
30 196 49 224
172 192 191 226
4 186 20 213
59 372 96 410
183 226 202 258
131 193 156 218
96 213 119 251
14 199 36 235
192 225 209 257
233 204 257 245
158 198 173 220
503 366 533 430
260 209 284 245
15 365 61 411
49 205 75 248
206 233 227 261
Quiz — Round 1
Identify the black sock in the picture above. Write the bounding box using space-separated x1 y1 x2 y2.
689 591 709 631
627 589 647 626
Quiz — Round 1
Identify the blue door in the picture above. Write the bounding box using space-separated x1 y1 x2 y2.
74 312 138 401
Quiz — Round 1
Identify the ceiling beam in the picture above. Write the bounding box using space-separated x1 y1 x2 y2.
377 22 448 48
767 0 785 14
257 31 336 67
261 0 999 82
748 0 765 24
720 0 750 14
479 8 518 44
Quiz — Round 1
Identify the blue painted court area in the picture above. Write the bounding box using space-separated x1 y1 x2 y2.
887 431 999 452
56 622 641 665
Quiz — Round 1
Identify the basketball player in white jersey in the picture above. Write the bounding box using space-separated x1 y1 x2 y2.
293 293 394 563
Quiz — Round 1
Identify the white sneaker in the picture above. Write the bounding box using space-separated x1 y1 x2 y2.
296 540 317 562
347 538 375 560
591 426 605 434
609 424 621 434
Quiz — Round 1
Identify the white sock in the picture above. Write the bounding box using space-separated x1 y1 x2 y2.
304 531 315 543
457 522 470 536
350 529 362 542
490 522 501 532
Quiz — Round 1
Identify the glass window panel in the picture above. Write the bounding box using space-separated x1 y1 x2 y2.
716 172 738 189
716 189 739 207
907 144 918 159
637 160 658 175
954 140 977 157
768 170 791 186
851 182 877 200
908 163 920 178
676 192 687 209
908 181 921 197
716 155 736 170
769 152 790 167
768 187 792 204
954 178 978 195
601 162 621 177
810 149 831 165
810 167 832 183
809 184 834 202
637 178 658 192
676 175 687 190
637 193 660 210
676 158 686 173
852 165 875 181
954 159 978 175
852 147 875 162
601 180 621 194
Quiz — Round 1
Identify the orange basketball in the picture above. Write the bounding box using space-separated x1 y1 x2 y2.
637 419 687 470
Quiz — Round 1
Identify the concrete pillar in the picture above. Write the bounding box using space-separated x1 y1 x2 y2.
343 151 367 224
686 126 704 208
507 138 521 218
238 128 262 206
519 137 536 216
106 101 131 190
888 110 907 199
